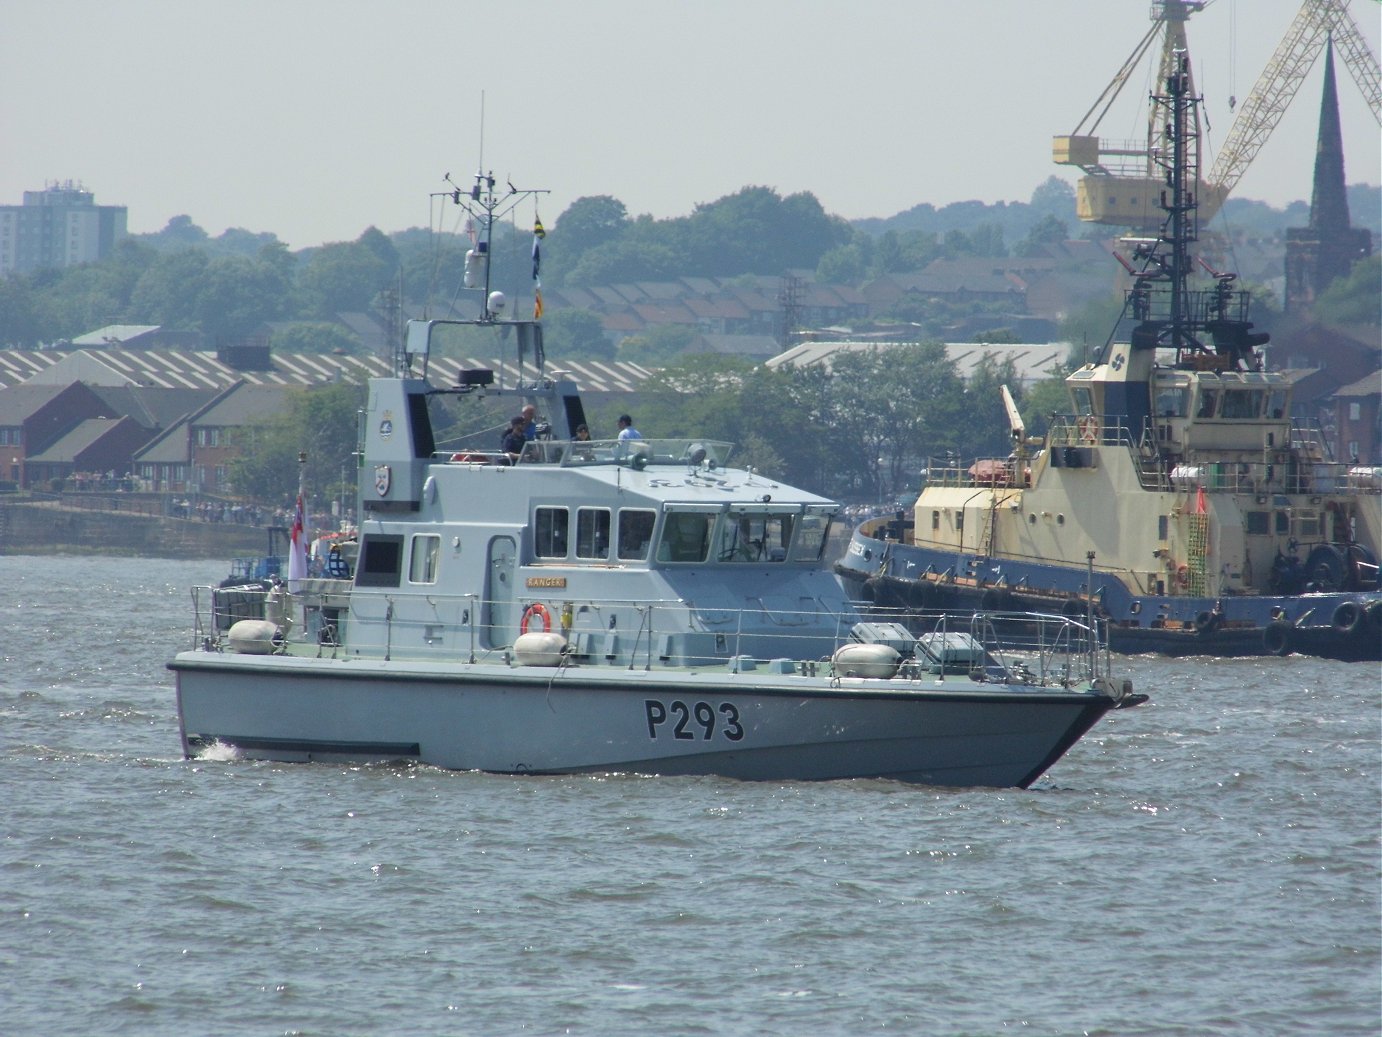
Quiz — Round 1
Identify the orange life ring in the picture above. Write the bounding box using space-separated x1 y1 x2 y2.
520 602 551 634
1174 564 1190 589
1077 415 1099 444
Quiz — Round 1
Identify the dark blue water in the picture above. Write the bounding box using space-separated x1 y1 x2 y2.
2 557 1378 1036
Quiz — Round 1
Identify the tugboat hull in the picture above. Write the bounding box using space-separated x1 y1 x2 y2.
839 533 1381 662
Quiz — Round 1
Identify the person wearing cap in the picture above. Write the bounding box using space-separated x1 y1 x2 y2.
617 415 642 441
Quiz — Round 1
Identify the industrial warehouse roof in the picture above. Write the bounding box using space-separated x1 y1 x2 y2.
0 348 656 395
766 340 1072 385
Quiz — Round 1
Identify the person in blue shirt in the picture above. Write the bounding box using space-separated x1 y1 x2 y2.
617 414 642 441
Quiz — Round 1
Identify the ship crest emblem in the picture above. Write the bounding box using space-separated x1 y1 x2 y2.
374 464 392 497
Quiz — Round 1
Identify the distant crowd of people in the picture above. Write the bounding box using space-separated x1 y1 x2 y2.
171 500 270 525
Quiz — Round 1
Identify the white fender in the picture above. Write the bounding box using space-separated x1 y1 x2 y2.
227 619 282 655
514 631 568 667
832 642 900 679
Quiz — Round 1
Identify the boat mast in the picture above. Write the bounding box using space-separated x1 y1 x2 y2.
1162 51 1199 358
1117 51 1267 372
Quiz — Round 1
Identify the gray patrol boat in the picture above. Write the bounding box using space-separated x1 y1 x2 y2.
168 171 1143 788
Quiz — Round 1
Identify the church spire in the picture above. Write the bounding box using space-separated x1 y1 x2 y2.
1283 37 1373 314
1308 40 1350 234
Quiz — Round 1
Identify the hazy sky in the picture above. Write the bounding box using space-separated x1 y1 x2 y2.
4 0 1378 249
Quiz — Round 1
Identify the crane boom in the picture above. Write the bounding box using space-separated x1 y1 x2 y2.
1208 0 1382 197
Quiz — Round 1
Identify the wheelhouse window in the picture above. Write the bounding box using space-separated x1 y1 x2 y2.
534 507 569 559
1155 385 1190 418
575 508 611 559
409 534 441 583
356 534 404 588
656 511 714 563
788 505 836 563
1196 390 1218 419
1070 387 1094 416
617 509 656 560
1221 390 1262 419
715 507 795 563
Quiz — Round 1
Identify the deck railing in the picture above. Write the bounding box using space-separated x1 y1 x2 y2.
186 583 1116 689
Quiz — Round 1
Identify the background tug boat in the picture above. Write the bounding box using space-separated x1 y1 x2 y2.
838 54 1380 661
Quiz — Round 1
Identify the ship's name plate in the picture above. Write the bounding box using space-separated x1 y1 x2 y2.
526 576 568 589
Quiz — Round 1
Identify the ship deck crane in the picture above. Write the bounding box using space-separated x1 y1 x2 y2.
1053 0 1381 230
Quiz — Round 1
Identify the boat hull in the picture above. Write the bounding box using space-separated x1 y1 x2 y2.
169 652 1118 789
838 530 1382 662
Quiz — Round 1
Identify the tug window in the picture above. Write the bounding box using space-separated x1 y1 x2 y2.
1221 390 1261 419
575 508 611 560
617 509 656 560
534 507 569 559
409 534 441 583
1196 390 1218 418
1156 386 1189 418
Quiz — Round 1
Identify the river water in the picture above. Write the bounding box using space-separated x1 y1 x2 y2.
2 556 1378 1036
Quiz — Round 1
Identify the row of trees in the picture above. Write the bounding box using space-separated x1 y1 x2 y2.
0 179 1087 353
229 346 1063 509
1 177 1375 358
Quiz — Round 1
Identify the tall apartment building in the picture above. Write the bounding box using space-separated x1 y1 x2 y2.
0 182 128 277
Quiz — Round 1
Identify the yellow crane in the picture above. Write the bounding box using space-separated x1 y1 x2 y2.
1053 0 1382 229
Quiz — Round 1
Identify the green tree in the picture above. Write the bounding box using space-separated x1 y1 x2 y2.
0 277 39 346
824 343 966 500
1313 255 1381 326
546 196 629 284
1013 214 1069 257
128 249 210 327
954 353 1022 459
229 383 365 503
144 214 209 250
297 231 397 318
1029 176 1077 220
1019 373 1073 438
195 254 292 343
816 241 867 285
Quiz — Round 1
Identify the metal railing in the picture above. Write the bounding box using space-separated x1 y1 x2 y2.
185 583 1116 690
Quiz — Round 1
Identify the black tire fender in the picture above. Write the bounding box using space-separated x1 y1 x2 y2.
1193 610 1220 634
1263 620 1294 657
1331 600 1365 635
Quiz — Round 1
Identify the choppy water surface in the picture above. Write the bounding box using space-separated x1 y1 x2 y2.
2 557 1378 1036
